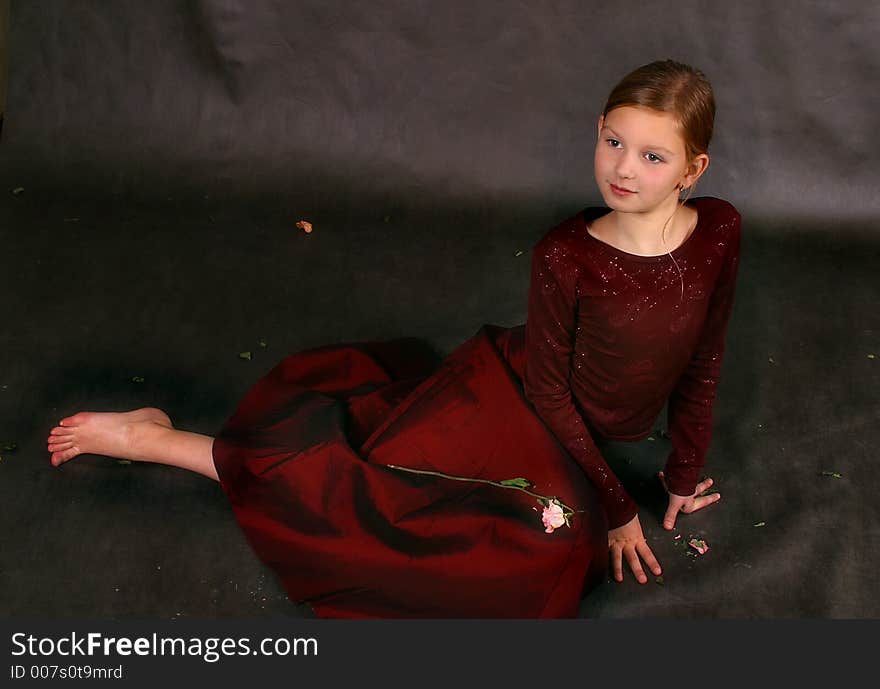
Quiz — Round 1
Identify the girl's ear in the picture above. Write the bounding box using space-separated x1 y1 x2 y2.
597 114 605 140
683 153 710 187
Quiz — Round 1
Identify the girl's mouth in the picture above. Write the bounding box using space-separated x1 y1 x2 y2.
610 183 636 196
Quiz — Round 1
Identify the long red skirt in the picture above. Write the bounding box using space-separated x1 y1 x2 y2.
212 323 608 618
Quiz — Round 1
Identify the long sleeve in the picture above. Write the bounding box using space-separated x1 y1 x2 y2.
523 237 639 529
663 211 742 496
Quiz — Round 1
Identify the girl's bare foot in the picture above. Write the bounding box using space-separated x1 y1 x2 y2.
46 408 173 466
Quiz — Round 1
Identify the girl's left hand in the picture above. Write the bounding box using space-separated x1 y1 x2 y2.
658 471 721 531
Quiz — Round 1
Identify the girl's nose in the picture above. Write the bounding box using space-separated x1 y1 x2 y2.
615 154 636 179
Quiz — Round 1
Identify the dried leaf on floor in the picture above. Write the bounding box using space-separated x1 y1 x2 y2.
296 220 313 233
819 471 842 479
239 351 252 361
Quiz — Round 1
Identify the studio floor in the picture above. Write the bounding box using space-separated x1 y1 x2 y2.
1 189 878 619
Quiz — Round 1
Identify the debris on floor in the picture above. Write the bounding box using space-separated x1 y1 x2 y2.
819 471 842 479
296 219 313 233
688 538 709 555
239 351 252 360
753 521 766 527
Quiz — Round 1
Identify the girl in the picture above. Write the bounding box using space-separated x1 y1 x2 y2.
46 59 740 616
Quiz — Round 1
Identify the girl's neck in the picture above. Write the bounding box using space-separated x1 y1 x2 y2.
606 196 693 255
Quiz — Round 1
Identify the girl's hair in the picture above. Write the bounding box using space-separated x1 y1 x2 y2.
602 59 715 164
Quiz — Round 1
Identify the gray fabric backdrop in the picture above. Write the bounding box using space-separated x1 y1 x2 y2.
1 0 878 221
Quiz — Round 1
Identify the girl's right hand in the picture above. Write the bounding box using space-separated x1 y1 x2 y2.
607 514 662 584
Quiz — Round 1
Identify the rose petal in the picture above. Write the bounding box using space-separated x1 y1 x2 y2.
688 538 709 555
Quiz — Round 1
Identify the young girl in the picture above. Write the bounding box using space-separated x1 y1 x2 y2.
45 59 740 617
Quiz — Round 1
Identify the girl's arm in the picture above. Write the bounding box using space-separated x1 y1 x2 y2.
523 234 638 530
662 209 742 524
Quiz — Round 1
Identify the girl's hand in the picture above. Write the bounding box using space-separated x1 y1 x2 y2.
658 471 721 531
607 514 662 584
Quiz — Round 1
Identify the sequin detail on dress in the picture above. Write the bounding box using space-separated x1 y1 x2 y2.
523 197 742 527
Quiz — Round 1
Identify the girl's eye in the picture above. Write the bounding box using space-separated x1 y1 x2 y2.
645 152 664 163
606 138 621 148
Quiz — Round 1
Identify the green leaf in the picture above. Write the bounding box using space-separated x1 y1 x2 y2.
819 471 842 479
499 477 532 489
239 351 252 360
131 376 145 383
258 340 267 348
753 521 766 527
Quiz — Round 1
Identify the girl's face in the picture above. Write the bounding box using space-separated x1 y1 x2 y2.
594 105 702 214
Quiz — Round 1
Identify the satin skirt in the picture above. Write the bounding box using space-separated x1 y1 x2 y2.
212 323 607 618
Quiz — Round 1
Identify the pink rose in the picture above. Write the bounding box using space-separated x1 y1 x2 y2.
541 501 566 533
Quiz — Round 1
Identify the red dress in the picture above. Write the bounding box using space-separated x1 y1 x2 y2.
212 196 742 618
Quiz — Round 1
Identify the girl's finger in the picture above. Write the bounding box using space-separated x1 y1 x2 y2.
636 541 662 576
690 493 722 513
610 545 624 583
624 547 647 584
662 503 680 530
695 477 714 494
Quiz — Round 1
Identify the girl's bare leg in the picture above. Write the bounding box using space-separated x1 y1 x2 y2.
46 407 219 481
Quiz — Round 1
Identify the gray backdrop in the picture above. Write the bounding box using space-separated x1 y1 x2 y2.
2 0 878 221
1 0 879 623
